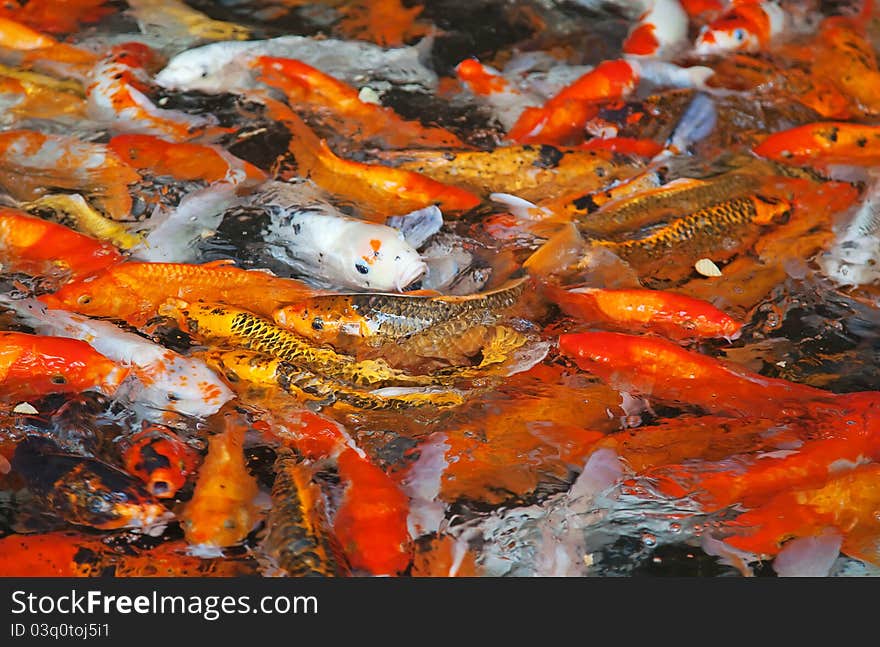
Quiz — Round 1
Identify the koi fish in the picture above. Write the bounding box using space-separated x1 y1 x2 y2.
753 122 880 167
557 331 834 418
333 448 412 574
694 1 789 56
108 134 266 186
0 532 108 577
454 58 541 131
264 98 481 220
203 349 465 411
812 16 880 115
243 180 428 292
722 463 880 567
0 296 234 419
623 0 690 59
158 300 441 389
155 35 438 95
253 56 463 149
334 0 430 47
543 285 743 340
39 259 319 327
22 194 143 251
86 42 217 142
180 413 260 549
0 129 141 220
261 453 349 577
0 331 127 400
584 194 791 283
125 0 250 45
0 0 116 36
0 15 56 49
120 426 201 498
273 277 527 347
0 206 123 279
12 436 172 531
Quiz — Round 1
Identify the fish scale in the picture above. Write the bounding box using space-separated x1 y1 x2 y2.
584 194 791 274
263 454 350 578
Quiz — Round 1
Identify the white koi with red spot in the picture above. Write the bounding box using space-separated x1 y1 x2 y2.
0 296 233 419
693 1 789 55
623 0 690 59
254 180 427 292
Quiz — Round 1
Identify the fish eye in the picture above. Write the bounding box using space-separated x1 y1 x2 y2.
50 375 67 385
166 392 181 402
311 318 324 331
77 295 93 305
734 29 745 42
355 263 369 275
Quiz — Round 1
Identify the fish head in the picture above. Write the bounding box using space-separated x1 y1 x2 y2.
39 273 146 325
141 357 234 419
122 427 201 499
347 230 427 291
694 22 760 55
273 300 359 344
752 195 791 225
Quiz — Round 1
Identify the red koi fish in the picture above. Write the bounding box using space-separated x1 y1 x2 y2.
0 129 141 220
0 532 109 576
120 426 202 499
544 285 743 340
508 59 640 145
723 463 880 567
558 331 833 418
253 56 463 149
623 0 690 58
0 0 116 36
694 1 788 56
0 207 123 280
753 122 880 167
0 331 128 399
108 134 266 186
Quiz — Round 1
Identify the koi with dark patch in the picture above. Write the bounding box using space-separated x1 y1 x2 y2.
120 426 202 499
262 453 350 577
11 436 172 531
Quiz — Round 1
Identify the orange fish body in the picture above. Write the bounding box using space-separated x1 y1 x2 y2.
723 463 880 564
181 415 260 548
0 207 123 279
0 532 107 576
622 0 689 58
545 286 743 340
0 129 141 220
0 331 127 399
108 134 266 185
753 122 880 166
39 260 318 327
254 56 463 149
333 448 412 575
508 60 639 145
455 58 512 96
0 0 116 36
261 96 480 221
558 331 832 418
0 15 56 49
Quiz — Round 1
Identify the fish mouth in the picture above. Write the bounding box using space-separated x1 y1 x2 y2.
395 260 428 292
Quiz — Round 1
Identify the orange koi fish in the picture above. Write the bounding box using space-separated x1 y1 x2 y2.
0 532 109 576
0 129 141 220
254 56 463 149
508 59 640 145
108 134 266 185
120 426 202 499
812 15 880 114
0 16 98 80
0 331 128 399
694 1 788 55
654 392 880 508
181 413 260 548
39 260 319 327
333 448 412 575
577 137 664 157
334 0 430 47
0 207 123 279
680 0 725 19
723 463 880 566
12 436 172 531
0 15 56 49
0 0 116 36
753 122 880 167
263 96 481 221
544 285 742 340
557 331 833 418
86 42 217 142
623 0 689 58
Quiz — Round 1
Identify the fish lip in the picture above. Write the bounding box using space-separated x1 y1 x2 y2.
395 260 428 292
